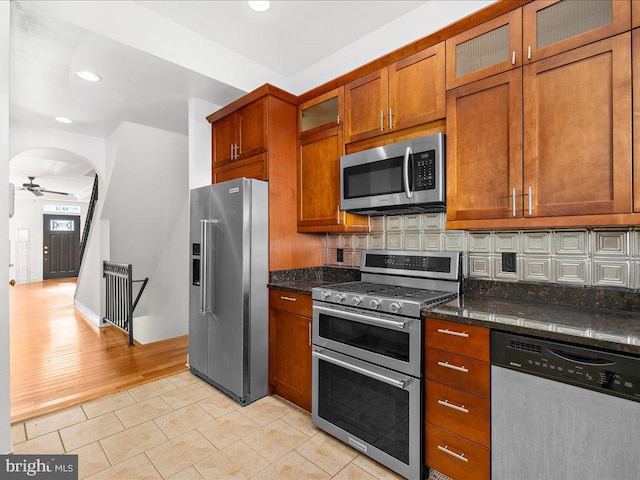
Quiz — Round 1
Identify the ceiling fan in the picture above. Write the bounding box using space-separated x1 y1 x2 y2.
19 177 70 197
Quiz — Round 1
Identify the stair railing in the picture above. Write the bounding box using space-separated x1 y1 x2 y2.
79 174 99 267
102 261 149 346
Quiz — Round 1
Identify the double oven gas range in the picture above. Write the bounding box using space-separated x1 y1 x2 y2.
311 250 461 480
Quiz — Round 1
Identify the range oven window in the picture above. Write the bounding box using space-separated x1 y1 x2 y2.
317 360 409 464
318 312 410 362
343 156 405 199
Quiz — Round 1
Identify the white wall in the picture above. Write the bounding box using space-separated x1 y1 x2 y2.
289 1 496 93
9 197 88 283
10 121 106 174
1 0 11 455
101 122 189 344
188 97 219 190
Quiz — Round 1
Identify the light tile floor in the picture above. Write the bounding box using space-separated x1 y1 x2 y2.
11 372 405 480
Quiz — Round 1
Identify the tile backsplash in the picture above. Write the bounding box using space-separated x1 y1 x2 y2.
322 213 640 290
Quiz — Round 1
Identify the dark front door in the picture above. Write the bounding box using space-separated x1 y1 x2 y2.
43 214 80 279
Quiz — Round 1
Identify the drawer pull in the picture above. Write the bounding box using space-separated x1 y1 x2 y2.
280 296 297 302
437 328 469 338
438 445 469 463
437 361 468 373
438 399 469 414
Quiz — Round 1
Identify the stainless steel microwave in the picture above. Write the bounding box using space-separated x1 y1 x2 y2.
340 133 445 216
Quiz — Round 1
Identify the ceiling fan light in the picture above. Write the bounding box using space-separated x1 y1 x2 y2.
74 70 102 82
55 116 73 124
248 1 270 12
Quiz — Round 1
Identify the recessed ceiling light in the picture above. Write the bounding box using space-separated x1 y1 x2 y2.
55 117 73 124
74 70 102 82
248 1 270 12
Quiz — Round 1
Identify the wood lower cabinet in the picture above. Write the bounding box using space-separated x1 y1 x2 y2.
424 318 490 480
425 423 490 480
344 42 445 144
269 289 312 412
297 127 369 233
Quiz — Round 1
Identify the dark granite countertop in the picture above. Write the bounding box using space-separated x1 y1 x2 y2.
267 279 342 295
426 281 640 356
268 266 360 295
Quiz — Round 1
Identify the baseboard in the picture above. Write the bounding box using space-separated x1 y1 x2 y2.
74 300 103 327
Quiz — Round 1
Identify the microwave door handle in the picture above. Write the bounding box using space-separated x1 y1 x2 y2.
403 146 413 198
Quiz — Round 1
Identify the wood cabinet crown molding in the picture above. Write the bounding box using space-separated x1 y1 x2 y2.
297 0 532 105
207 83 298 124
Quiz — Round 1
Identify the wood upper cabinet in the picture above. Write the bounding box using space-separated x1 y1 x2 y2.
211 97 267 169
447 32 632 228
299 88 343 138
212 113 237 166
446 69 523 222
269 289 312 412
634 0 640 29
344 68 388 143
344 42 445 143
634 30 640 213
446 9 522 90
208 84 323 270
522 0 631 64
523 33 632 218
297 127 369 233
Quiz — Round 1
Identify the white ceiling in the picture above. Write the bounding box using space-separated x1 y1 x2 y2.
134 1 429 78
8 0 492 201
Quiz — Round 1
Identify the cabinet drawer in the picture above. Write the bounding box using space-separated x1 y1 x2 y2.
425 318 490 361
425 348 490 397
425 379 490 448
425 423 490 480
269 289 312 317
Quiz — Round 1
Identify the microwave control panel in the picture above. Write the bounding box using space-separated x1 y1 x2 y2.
414 150 436 190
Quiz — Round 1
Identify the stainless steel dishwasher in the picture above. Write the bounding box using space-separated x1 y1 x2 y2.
491 330 640 480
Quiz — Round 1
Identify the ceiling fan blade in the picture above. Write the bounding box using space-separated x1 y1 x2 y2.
39 189 70 196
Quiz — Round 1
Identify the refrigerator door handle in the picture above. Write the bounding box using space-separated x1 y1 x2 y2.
200 219 216 314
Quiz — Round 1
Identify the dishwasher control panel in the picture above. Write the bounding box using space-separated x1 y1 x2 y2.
491 331 640 403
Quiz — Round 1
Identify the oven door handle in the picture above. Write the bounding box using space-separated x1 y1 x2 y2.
312 305 409 329
313 350 407 389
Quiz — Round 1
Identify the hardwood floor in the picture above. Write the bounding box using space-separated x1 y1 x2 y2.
10 278 188 423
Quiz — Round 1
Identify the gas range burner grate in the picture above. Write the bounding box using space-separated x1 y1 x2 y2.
326 281 453 303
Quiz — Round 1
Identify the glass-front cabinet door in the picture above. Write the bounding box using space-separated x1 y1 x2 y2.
522 0 631 63
299 88 343 137
445 9 522 89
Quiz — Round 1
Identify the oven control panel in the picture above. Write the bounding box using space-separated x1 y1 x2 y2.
360 250 460 281
492 331 640 403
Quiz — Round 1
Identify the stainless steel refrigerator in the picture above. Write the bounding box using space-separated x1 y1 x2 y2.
189 178 269 405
